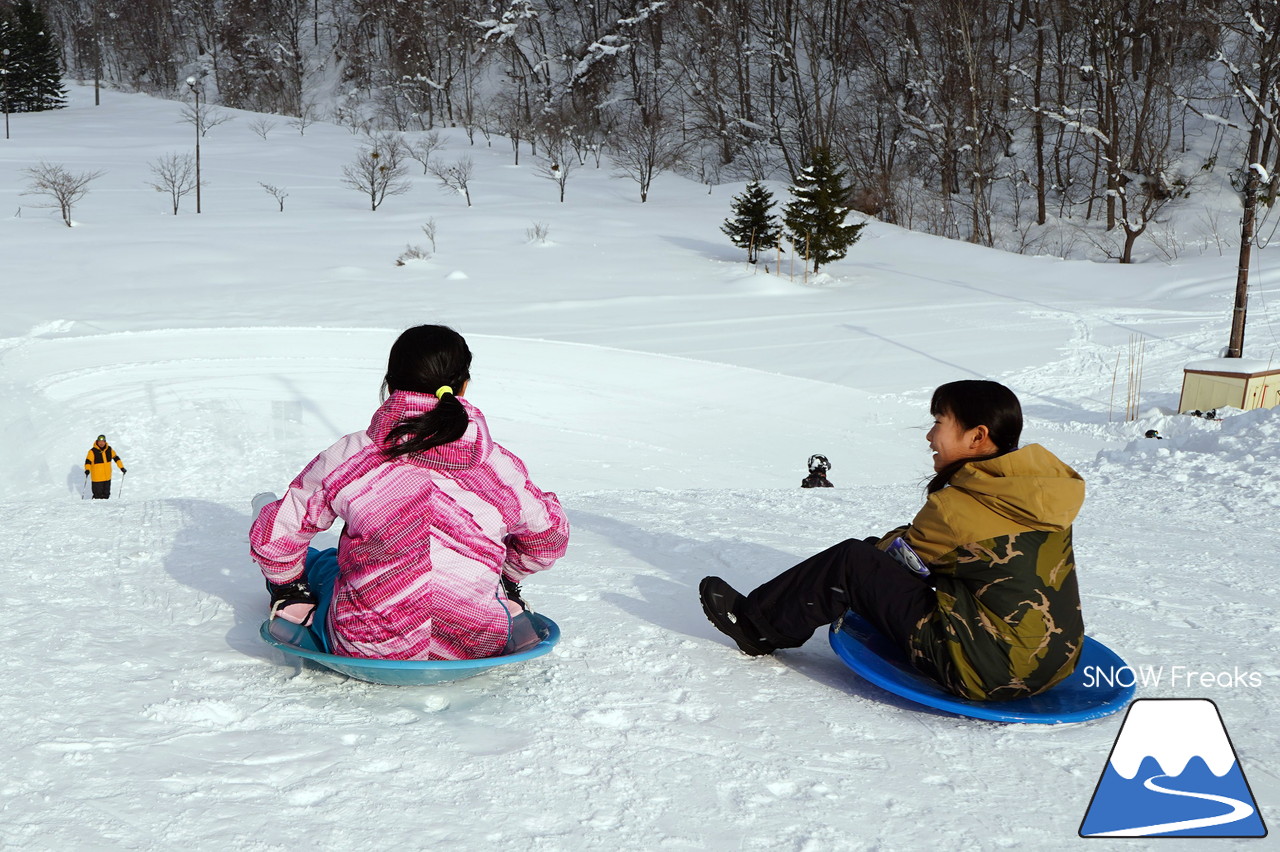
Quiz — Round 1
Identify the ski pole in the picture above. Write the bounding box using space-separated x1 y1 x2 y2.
117 470 125 500
81 473 90 499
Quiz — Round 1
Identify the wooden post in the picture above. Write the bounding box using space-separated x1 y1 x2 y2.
1109 353 1120 423
1124 335 1146 421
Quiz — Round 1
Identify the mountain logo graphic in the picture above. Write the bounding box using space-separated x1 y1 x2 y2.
1080 698 1268 838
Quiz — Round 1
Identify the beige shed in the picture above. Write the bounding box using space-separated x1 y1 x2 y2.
1179 359 1280 413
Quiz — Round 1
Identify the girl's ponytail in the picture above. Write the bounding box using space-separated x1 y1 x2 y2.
380 326 473 458
384 387 470 457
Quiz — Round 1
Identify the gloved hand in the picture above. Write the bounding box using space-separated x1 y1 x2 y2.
121 468 127 474
84 470 90 477
501 575 527 610
267 578 318 625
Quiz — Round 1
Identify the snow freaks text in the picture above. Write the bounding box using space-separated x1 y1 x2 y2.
1082 665 1264 690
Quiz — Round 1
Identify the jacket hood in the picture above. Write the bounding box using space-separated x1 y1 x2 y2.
367 390 493 469
949 443 1084 530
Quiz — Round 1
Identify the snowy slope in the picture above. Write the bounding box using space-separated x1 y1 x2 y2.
1 86 1277 850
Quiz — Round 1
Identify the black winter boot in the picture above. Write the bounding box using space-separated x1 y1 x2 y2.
266 578 318 625
698 576 777 656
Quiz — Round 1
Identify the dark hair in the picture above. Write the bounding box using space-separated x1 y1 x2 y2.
381 325 472 458
926 380 1023 493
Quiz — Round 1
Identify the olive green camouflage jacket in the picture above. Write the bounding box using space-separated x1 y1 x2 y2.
879 444 1086 701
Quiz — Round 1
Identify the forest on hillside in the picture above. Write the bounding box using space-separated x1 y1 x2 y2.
10 0 1280 260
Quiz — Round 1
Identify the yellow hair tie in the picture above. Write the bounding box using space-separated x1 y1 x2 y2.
435 385 454 398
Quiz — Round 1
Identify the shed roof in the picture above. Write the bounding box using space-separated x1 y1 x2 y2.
1183 358 1279 376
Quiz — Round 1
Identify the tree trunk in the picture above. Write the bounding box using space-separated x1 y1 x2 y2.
1120 223 1142 263
1229 120 1263 358
1033 17 1046 225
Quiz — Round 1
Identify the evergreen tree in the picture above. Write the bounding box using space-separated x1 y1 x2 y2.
782 148 865 272
0 17 14 120
5 0 65 113
721 180 782 263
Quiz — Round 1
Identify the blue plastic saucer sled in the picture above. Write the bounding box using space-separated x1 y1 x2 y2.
260 613 561 686
829 611 1134 724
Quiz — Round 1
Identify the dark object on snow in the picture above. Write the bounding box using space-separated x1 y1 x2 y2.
1144 429 1163 439
698 576 777 656
502 575 527 610
266 578 318 625
801 454 834 488
1187 409 1219 421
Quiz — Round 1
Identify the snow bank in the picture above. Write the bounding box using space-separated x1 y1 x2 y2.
1094 407 1280 503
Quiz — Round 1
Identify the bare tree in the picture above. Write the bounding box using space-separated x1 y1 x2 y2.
249 117 278 139
483 91 533 165
181 100 235 138
21 162 106 227
146 152 197 214
259 182 289 211
341 134 412 211
288 103 320 136
534 130 578 202
406 130 446 174
609 112 690 203
328 102 369 135
534 157 576 203
428 155 475 206
1115 166 1186 263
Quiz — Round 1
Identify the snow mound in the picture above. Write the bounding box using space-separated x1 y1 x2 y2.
1094 407 1280 503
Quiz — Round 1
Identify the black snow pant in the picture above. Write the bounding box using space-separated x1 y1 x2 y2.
743 538 936 652
91 480 112 499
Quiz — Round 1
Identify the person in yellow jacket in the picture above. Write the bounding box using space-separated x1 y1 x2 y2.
84 435 126 499
700 380 1086 702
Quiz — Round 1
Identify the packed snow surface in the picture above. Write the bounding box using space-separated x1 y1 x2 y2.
1 87 1277 850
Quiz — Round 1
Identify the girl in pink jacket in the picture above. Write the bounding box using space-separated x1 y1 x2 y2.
250 325 569 661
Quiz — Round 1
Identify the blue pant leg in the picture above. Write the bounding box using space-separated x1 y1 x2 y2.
303 547 341 653
503 612 544 654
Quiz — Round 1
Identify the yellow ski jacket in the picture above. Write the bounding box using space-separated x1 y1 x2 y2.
85 444 125 482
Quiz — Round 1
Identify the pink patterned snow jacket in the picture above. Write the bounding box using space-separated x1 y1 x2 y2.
250 391 569 661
